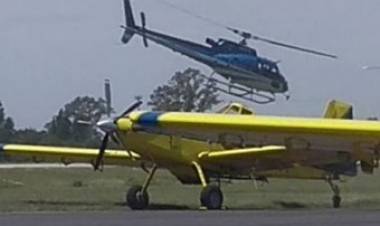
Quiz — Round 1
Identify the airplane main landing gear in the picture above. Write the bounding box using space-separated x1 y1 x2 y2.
327 178 341 208
193 161 224 210
126 164 158 210
201 184 224 210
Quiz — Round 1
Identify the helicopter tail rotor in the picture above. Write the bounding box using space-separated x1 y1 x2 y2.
140 12 149 48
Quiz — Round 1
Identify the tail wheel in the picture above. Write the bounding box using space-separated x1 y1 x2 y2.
333 195 341 208
127 185 149 210
200 184 223 210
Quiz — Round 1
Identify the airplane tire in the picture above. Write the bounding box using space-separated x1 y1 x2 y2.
332 195 341 208
200 184 223 210
127 185 149 210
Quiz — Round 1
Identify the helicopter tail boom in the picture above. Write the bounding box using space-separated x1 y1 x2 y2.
121 0 136 44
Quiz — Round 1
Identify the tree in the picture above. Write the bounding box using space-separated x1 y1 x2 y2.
0 101 15 143
44 96 108 147
12 129 47 145
148 68 221 112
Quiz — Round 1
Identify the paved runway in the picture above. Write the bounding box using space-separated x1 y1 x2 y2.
0 210 379 226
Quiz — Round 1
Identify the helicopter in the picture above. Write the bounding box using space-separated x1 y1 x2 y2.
120 0 337 104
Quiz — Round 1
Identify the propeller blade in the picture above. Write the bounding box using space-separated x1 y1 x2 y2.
104 79 112 118
227 27 338 59
110 133 120 145
94 133 109 171
77 120 93 126
119 100 143 119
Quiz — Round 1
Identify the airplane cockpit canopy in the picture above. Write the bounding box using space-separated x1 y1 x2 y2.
217 103 255 115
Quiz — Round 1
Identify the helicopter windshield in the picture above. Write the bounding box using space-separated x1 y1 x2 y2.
258 60 280 76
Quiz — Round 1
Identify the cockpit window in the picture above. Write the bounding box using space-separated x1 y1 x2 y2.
218 104 255 115
241 108 253 115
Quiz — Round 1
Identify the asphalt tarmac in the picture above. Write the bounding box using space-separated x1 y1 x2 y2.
0 210 379 226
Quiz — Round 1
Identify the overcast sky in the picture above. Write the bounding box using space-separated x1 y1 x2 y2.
1 0 380 129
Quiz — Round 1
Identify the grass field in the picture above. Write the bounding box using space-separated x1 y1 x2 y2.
0 166 380 212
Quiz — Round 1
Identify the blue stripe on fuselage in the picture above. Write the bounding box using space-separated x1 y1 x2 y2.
138 112 163 127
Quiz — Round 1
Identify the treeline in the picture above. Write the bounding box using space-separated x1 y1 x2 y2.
0 68 220 149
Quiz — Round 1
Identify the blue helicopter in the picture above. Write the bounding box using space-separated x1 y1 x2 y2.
121 0 337 103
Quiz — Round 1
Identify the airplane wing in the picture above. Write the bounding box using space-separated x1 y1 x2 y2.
0 144 141 167
124 111 380 167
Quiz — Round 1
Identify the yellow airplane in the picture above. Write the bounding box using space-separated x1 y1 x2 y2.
1 100 376 210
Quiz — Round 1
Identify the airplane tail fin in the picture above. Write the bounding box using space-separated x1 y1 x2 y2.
323 100 353 119
121 0 136 44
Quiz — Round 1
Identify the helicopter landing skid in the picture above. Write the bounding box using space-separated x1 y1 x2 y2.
200 74 276 104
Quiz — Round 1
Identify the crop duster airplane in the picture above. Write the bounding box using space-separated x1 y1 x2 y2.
1 95 379 210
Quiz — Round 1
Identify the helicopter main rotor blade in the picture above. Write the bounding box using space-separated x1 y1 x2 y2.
228 27 338 59
363 65 380 70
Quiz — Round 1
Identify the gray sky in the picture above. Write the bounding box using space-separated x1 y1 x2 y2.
1 0 380 129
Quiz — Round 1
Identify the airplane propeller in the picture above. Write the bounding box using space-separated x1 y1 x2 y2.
227 27 338 59
76 79 142 171
93 100 143 171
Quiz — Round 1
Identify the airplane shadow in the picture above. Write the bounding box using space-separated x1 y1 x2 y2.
25 200 191 210
24 200 307 211
148 204 191 210
272 201 307 209
25 200 105 207
228 201 308 211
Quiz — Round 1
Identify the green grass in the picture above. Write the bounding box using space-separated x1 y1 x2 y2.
0 167 380 212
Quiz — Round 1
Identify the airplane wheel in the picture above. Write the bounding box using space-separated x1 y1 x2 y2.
200 184 223 210
127 185 149 210
332 195 341 208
